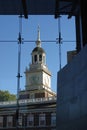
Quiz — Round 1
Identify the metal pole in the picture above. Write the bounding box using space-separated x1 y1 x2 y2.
56 16 62 70
16 15 23 130
24 114 26 130
58 16 62 70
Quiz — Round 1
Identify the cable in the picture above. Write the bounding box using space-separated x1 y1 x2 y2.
0 40 76 43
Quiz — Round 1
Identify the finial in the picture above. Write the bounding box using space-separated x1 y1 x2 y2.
37 25 40 41
36 25 41 47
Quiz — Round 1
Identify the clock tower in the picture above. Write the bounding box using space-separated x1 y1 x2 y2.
20 26 56 99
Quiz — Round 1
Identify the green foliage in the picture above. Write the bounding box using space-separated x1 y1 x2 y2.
0 90 16 101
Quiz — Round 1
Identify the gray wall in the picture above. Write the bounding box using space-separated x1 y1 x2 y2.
57 45 87 130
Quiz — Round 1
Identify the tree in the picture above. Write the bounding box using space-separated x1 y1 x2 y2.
0 90 16 101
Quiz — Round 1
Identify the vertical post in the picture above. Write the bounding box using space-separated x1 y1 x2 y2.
24 114 26 130
75 15 82 52
56 16 62 70
79 0 87 47
16 15 23 130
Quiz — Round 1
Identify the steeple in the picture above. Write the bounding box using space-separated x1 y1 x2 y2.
36 25 41 47
24 26 54 97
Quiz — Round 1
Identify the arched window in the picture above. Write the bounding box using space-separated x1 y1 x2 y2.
34 55 37 63
39 54 42 61
43 55 46 64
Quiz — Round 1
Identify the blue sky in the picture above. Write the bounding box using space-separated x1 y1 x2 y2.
0 15 76 94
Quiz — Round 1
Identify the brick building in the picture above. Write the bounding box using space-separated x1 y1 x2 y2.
0 27 56 130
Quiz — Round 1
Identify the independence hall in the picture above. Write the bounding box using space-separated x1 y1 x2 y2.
0 27 56 130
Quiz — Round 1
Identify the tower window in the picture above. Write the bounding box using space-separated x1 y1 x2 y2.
0 116 3 128
30 93 35 99
51 113 56 126
43 55 45 64
32 56 33 63
7 116 13 127
34 55 37 63
18 115 22 126
39 54 42 61
27 114 34 126
39 113 45 126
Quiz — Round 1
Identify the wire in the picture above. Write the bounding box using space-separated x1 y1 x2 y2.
0 40 76 43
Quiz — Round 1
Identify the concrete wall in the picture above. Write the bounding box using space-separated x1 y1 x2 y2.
57 45 87 130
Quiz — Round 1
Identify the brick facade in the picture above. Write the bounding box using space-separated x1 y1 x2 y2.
0 97 56 130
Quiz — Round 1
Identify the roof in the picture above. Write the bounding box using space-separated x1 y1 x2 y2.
0 0 79 18
32 47 45 53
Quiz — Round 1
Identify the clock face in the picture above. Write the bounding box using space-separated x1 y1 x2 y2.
44 76 49 86
30 75 39 84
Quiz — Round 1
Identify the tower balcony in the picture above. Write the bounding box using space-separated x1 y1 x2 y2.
0 96 56 107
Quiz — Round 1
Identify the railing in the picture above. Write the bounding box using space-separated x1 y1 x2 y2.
0 96 56 106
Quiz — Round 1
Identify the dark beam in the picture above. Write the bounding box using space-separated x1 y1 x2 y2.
21 0 28 19
68 0 79 19
55 0 60 18
80 0 87 46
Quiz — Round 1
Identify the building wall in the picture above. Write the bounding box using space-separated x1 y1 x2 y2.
0 111 56 130
57 45 87 130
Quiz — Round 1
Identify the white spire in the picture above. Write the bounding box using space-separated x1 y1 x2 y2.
37 25 40 41
36 25 41 47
